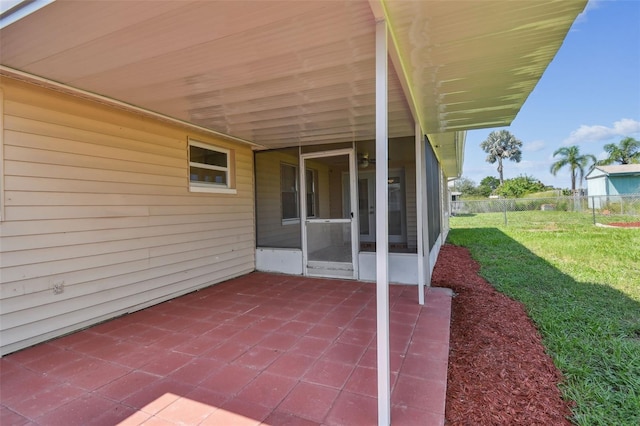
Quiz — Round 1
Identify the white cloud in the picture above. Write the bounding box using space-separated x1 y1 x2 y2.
612 118 640 134
523 140 545 152
563 118 640 145
573 0 603 26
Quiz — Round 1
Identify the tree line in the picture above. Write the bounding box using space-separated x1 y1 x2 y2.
453 174 556 199
456 131 640 198
550 136 640 191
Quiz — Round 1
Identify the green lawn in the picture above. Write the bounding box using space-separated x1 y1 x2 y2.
448 211 640 426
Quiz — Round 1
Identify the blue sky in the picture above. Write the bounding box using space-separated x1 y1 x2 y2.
462 0 640 190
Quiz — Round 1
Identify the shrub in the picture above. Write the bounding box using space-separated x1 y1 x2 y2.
496 175 547 198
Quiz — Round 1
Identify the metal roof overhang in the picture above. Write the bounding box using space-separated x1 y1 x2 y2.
0 0 586 178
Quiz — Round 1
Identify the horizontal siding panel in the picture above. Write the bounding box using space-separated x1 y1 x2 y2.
1 259 151 300
1 261 254 352
4 205 151 221
4 127 184 168
1 222 255 291
4 161 185 187
5 173 253 199
0 235 254 302
1 226 254 267
148 227 254 255
5 98 183 150
6 176 252 196
3 254 254 331
147 214 253 227
5 190 253 208
0 248 152 283
0 243 255 308
0 216 152 237
2 215 253 237
236 163 254 175
236 185 254 196
236 153 254 166
2 229 253 300
1 218 253 250
4 144 185 178
2 261 254 355
148 211 252 223
148 236 254 267
147 205 253 216
1 246 255 322
236 175 255 186
4 176 189 196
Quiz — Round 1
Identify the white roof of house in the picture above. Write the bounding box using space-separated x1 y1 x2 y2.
591 164 640 176
0 0 586 177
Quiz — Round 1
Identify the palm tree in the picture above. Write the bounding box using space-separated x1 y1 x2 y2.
550 146 596 192
480 130 523 184
598 137 640 165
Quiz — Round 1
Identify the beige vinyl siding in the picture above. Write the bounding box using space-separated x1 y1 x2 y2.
0 78 255 355
0 86 5 221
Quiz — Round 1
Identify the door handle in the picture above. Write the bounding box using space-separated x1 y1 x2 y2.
350 212 354 218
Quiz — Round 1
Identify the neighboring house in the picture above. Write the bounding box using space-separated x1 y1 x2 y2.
0 0 586 364
586 164 640 208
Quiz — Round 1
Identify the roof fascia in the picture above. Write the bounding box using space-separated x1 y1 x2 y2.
609 172 640 177
368 0 420 130
454 130 466 178
368 0 465 177
0 0 55 29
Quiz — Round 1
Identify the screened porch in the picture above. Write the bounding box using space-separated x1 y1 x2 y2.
254 136 445 284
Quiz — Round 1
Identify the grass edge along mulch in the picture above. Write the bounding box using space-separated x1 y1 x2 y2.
432 244 573 425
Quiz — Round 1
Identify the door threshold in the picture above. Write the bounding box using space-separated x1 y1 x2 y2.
307 260 355 279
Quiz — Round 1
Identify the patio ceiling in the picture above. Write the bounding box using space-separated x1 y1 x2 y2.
0 0 586 177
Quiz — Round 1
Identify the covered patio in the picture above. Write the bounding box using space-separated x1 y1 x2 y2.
0 1 586 424
0 273 452 425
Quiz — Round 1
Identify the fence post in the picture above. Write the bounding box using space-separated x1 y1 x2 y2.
503 200 507 226
591 196 596 225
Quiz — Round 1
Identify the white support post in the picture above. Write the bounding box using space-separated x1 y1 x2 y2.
299 146 308 276
375 18 391 426
422 140 431 286
415 125 425 305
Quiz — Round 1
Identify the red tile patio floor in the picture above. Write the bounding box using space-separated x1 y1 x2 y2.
0 272 452 426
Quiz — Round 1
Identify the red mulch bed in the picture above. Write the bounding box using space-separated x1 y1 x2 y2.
432 244 574 425
608 221 640 228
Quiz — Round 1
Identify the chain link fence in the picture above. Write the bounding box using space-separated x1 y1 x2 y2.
451 194 640 226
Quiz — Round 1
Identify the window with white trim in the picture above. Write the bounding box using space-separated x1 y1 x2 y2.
281 163 316 223
188 139 235 193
